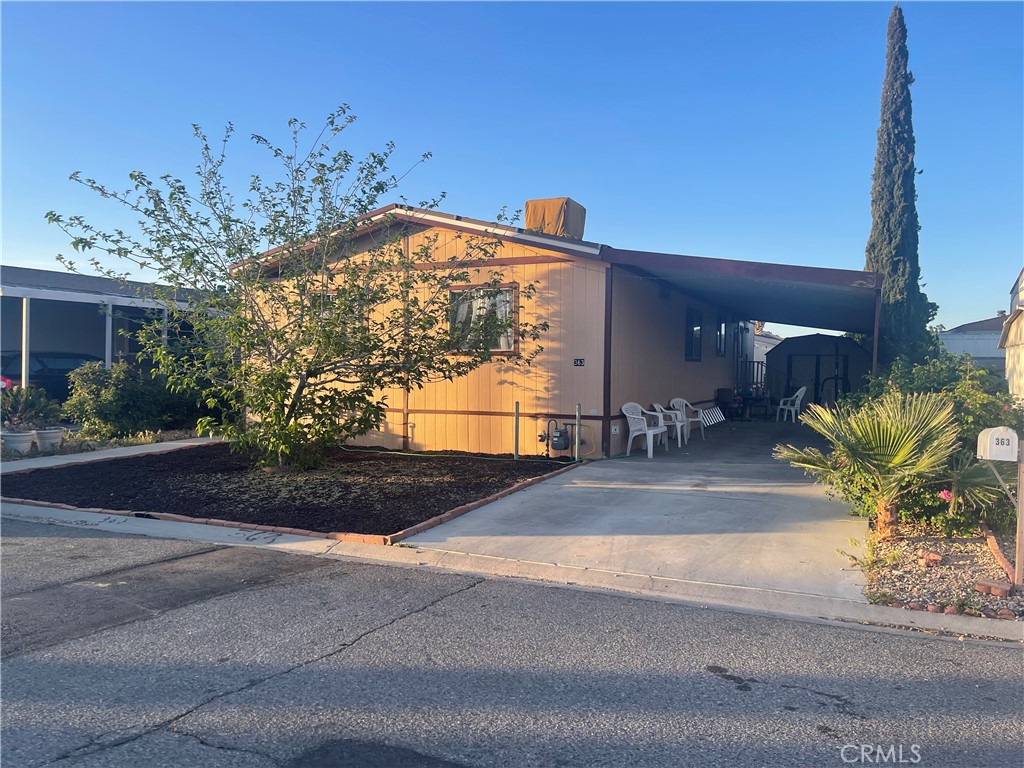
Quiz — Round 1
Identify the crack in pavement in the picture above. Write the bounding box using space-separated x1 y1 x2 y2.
170 729 284 766
42 578 485 766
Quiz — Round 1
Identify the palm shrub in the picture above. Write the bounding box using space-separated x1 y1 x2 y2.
774 391 959 539
848 353 1021 532
1 386 61 432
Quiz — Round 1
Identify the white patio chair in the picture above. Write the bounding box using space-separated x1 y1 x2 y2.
652 402 685 448
669 398 705 444
776 386 807 423
621 401 668 458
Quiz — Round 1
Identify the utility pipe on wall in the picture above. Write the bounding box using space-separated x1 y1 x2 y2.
575 403 581 462
514 401 520 460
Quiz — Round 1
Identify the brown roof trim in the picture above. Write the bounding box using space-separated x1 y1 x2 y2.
250 203 603 271
598 247 882 290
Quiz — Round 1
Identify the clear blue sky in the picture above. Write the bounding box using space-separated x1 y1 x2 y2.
3 1 1021 336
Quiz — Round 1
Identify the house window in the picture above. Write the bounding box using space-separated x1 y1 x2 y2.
716 313 727 357
685 308 703 362
449 286 516 353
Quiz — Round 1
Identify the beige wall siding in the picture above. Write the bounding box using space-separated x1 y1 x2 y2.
345 227 608 455
1004 315 1024 398
608 266 736 456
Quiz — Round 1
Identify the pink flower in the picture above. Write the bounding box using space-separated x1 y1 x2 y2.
938 489 953 502
1004 405 1011 412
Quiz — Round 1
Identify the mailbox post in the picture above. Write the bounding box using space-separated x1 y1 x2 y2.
977 427 1022 588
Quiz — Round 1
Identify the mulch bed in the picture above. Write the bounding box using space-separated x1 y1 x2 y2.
1 444 571 535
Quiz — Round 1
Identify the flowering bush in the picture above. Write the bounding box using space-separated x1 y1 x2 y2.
795 352 1020 535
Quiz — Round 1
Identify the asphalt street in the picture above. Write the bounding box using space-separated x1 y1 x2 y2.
1 517 1021 768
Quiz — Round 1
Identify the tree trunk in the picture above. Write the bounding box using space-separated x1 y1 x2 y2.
875 497 898 540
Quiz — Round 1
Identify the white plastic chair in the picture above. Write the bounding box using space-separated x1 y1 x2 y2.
652 402 684 448
776 386 807 423
669 398 705 444
621 402 668 458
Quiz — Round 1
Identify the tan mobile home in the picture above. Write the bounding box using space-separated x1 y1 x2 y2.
278 198 881 457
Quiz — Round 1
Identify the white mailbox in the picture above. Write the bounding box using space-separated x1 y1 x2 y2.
977 427 1019 462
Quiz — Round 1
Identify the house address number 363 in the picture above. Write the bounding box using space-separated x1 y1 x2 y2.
573 359 585 367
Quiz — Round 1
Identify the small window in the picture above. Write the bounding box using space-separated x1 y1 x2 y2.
450 286 516 353
716 313 727 357
685 308 703 362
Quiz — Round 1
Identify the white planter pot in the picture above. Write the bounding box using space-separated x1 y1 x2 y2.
33 428 64 451
1 431 36 455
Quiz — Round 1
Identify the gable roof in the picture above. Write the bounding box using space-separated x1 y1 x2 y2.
254 201 884 335
357 205 882 334
943 315 1006 334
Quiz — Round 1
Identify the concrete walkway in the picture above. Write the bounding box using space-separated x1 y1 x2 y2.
0 437 222 474
406 420 868 601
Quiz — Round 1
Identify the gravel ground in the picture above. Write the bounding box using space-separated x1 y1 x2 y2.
867 522 1022 618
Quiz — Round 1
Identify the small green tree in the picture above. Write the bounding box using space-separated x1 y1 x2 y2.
863 4 937 365
47 107 546 467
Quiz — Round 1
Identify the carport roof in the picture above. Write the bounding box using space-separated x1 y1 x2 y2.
599 247 882 334
0 266 195 307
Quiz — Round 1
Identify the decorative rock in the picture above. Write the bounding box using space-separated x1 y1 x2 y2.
926 604 941 613
907 601 925 611
996 609 1018 621
982 609 999 619
888 602 903 609
962 608 982 617
918 551 943 567
943 605 960 615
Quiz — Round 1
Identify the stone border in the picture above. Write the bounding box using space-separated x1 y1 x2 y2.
0 459 585 546
384 461 585 544
876 597 1018 621
981 523 1016 583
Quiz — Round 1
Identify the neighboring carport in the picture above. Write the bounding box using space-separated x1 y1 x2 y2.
598 247 883 373
0 266 185 392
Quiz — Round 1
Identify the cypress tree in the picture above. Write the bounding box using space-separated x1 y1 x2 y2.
864 3 937 365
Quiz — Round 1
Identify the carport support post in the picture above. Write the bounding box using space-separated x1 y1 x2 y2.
871 289 881 376
104 304 113 369
1016 443 1023 588
20 297 30 388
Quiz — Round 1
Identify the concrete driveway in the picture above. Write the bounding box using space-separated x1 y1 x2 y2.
407 420 868 602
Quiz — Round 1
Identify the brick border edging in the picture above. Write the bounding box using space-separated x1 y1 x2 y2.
981 523 1016 583
383 460 586 545
0 459 587 547
877 598 1019 621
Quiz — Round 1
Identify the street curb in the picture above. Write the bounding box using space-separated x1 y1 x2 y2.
3 501 1021 642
